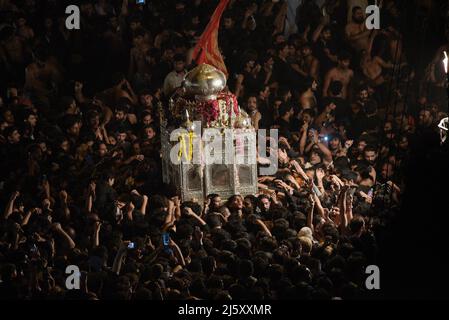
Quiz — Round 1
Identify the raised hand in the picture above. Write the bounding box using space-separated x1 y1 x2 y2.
10 191 20 201
59 190 68 202
344 140 354 149
316 168 325 181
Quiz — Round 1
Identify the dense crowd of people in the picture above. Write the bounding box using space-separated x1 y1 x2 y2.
0 0 447 300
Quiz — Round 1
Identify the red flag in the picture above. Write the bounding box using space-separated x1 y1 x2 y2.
192 0 230 76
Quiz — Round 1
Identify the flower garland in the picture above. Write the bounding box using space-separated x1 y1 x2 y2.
217 92 240 117
198 99 220 125
196 92 240 126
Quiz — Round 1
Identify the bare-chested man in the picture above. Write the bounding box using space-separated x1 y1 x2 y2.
345 6 371 53
323 52 354 100
297 43 320 81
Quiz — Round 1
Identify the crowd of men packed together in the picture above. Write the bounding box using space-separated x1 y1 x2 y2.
0 0 447 300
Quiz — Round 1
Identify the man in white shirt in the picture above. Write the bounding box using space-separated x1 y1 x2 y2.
163 54 187 97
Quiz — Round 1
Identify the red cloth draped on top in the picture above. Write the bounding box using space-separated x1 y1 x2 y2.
192 0 230 77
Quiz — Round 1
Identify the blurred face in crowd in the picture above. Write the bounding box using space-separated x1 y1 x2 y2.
329 137 341 150
39 142 47 153
144 127 156 140
117 132 127 143
60 139 70 152
109 136 117 145
115 110 126 121
381 163 394 180
98 143 108 157
247 97 258 112
4 110 15 124
358 140 367 153
279 44 290 59
133 142 141 155
339 58 350 69
142 114 153 126
302 113 313 125
90 115 100 129
133 34 144 47
301 46 312 57
140 94 153 107
211 196 222 209
359 89 369 102
260 197 270 211
67 99 78 114
130 21 141 31
322 28 332 41
174 60 185 72
8 129 21 144
68 122 81 136
364 150 378 165
26 114 38 127
418 110 433 127
163 48 175 61
264 57 274 70
230 195 243 210
310 151 322 165
352 8 365 24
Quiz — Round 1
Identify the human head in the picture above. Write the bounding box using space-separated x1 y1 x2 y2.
142 111 154 126
24 111 38 127
279 103 294 120
352 6 365 24
115 106 128 122
418 108 434 127
338 52 351 69
301 43 312 57
363 145 378 165
227 195 244 211
380 162 395 180
258 195 271 212
97 143 108 157
208 194 222 210
321 26 332 41
277 43 290 59
358 85 369 102
143 125 156 140
329 135 342 150
302 109 315 125
5 127 21 144
173 54 185 73
139 90 153 108
310 150 322 165
247 95 258 112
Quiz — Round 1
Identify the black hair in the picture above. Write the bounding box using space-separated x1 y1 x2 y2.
278 103 293 117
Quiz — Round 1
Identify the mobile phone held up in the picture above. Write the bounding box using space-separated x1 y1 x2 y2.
162 232 170 247
162 233 173 254
127 242 135 249
136 0 145 4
